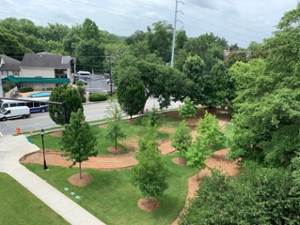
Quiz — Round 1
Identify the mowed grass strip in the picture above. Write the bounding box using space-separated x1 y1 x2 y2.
24 153 198 225
29 114 183 155
0 173 69 225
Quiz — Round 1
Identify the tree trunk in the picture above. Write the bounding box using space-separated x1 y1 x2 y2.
196 171 199 181
115 131 118 150
79 162 82 179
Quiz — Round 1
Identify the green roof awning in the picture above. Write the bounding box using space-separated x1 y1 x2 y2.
4 76 70 84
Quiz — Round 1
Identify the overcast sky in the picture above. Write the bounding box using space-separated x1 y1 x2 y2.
0 0 298 47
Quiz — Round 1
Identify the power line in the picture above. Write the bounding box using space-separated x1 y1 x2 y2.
182 2 270 36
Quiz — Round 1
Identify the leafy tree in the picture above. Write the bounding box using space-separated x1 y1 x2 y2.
81 18 99 41
179 97 197 124
75 39 104 72
171 120 192 160
60 109 98 178
49 84 83 125
209 61 235 109
182 55 210 106
197 111 224 148
138 118 158 153
175 30 188 49
131 139 168 201
104 101 126 150
224 51 248 68
117 67 146 119
186 138 212 180
247 41 262 51
228 3 300 166
179 163 300 225
146 20 173 63
144 106 161 127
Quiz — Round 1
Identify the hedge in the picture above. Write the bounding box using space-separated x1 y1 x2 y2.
89 93 108 102
19 87 34 93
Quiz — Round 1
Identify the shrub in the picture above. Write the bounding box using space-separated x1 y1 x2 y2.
81 96 86 103
2 81 16 93
89 93 108 102
19 87 33 93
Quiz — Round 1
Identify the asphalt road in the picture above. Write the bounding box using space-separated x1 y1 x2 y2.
84 74 116 94
0 97 182 136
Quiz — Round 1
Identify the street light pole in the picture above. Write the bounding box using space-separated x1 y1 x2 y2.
40 129 48 170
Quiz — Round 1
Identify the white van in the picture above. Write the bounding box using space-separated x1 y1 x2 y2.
76 71 91 79
0 106 30 121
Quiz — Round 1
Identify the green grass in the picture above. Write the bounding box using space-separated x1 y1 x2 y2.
29 114 183 154
24 153 198 225
0 173 69 225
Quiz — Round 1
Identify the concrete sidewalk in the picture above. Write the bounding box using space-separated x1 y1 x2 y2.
0 134 105 225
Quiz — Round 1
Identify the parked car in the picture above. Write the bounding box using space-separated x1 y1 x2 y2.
0 106 30 121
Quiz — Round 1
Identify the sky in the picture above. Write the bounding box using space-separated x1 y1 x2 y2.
0 0 298 48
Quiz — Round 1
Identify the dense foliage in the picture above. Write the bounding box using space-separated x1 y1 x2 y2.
179 163 300 225
49 84 83 125
117 67 146 119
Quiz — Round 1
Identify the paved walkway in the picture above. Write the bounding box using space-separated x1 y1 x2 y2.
0 134 105 225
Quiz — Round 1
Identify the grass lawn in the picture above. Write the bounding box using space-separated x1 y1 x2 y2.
24 153 198 225
0 173 69 225
29 114 183 155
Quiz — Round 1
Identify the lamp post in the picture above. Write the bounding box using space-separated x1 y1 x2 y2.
40 128 48 170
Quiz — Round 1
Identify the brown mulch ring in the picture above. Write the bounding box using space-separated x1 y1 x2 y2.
107 146 125 154
172 157 187 165
138 197 160 212
98 124 107 129
50 131 62 137
68 173 93 186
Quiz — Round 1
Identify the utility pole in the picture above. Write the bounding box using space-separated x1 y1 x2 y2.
108 56 113 97
171 0 179 67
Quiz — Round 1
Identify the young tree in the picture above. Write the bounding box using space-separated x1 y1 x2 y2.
49 84 83 125
117 67 146 119
143 105 161 127
197 111 224 148
60 109 98 178
171 120 192 160
186 138 212 180
179 97 197 124
131 140 168 202
104 101 126 150
138 117 158 154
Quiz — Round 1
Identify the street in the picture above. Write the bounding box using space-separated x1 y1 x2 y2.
0 98 182 136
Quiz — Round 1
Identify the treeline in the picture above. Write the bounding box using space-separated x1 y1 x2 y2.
0 17 242 73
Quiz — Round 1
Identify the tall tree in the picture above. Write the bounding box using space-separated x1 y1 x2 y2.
81 18 99 41
146 21 173 63
117 67 146 119
49 84 83 125
182 55 210 106
209 61 235 109
60 109 98 178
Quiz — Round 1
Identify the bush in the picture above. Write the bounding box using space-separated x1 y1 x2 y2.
19 87 33 93
2 81 16 93
81 96 86 103
89 93 108 102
